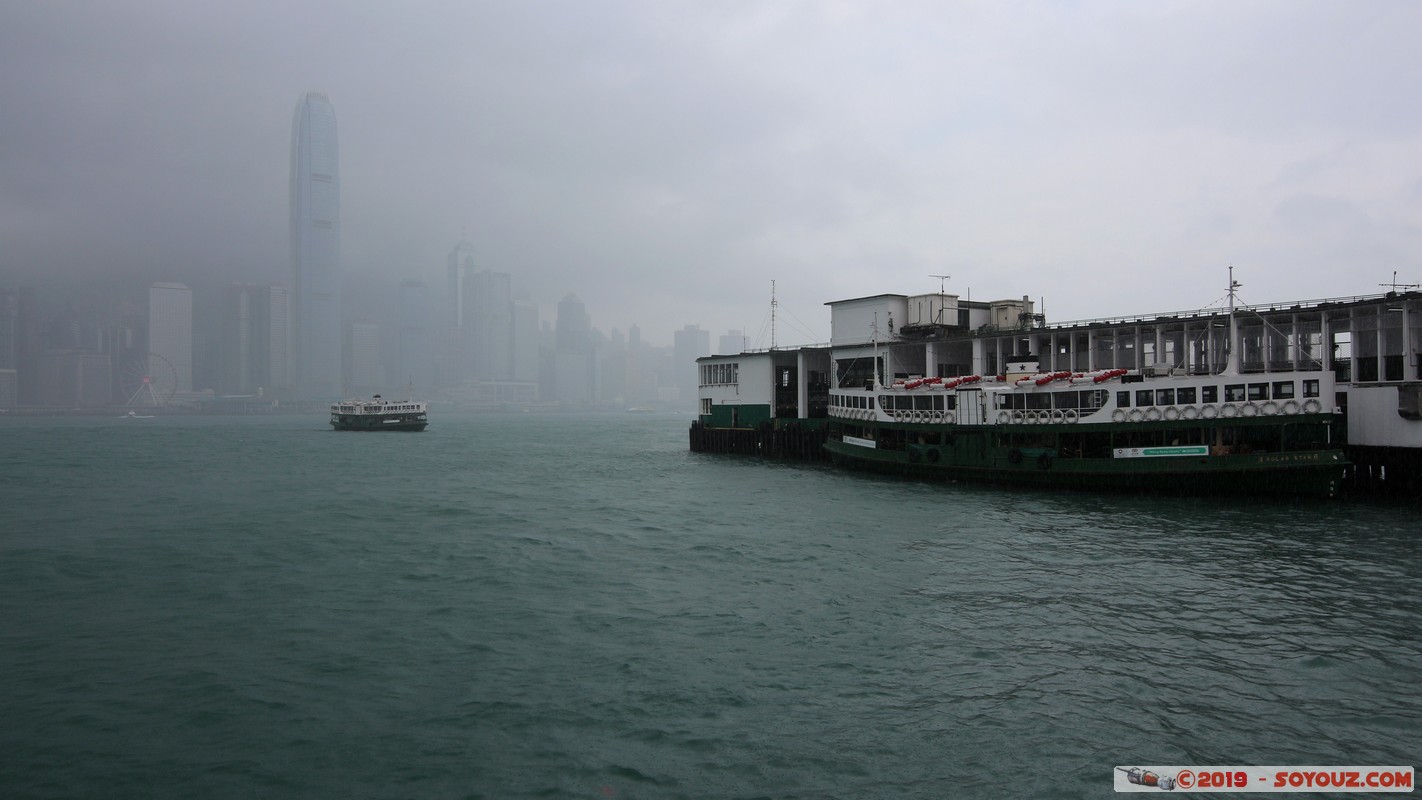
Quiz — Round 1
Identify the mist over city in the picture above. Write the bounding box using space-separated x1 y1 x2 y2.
2 1 1420 408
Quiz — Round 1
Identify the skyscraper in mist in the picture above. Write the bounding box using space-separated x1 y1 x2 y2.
148 282 192 396
290 91 342 399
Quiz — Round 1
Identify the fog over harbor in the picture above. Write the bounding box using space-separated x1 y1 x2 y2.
2 1 1420 386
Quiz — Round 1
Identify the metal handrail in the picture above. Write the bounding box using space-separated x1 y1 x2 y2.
1048 292 1403 329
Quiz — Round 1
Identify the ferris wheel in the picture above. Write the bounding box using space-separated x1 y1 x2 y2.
122 353 177 407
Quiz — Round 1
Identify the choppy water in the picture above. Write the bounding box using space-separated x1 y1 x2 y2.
1 413 1418 798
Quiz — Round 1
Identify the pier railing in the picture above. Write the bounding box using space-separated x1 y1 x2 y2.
1047 292 1398 329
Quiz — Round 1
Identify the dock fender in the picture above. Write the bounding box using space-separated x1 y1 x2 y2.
1008 448 1023 464
1037 452 1052 470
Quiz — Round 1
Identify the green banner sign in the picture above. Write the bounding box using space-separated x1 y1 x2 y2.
1112 445 1210 459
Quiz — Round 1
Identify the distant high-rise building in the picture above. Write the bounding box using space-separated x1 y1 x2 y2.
553 293 594 405
447 239 477 330
396 280 434 393
346 322 383 390
221 284 290 395
674 324 710 408
0 290 18 372
148 282 193 396
512 298 539 384
291 91 342 399
719 329 746 355
446 240 516 382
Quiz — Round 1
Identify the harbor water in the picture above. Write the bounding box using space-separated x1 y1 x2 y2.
2 413 1418 798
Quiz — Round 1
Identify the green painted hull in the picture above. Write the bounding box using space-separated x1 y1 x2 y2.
825 418 1347 498
330 414 428 431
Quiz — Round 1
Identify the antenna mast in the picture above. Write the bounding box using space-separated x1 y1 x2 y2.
930 274 951 324
1381 270 1420 292
1224 265 1242 375
770 280 778 350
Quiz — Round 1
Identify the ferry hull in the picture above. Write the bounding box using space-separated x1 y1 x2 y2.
330 414 428 432
824 421 1347 498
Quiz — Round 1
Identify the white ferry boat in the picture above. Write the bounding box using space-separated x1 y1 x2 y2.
330 395 429 431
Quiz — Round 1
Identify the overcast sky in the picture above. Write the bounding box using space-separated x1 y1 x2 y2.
2 1 1419 346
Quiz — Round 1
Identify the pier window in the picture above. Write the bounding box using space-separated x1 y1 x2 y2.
1272 381 1295 400
1201 385 1218 404
1177 387 1197 404
1224 384 1246 402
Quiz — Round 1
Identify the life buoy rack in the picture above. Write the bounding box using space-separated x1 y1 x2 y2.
1012 410 1026 424
1050 409 1066 423
1261 401 1279 416
997 410 1011 424
1145 407 1162 422
1201 404 1219 420
1303 399 1323 414
1221 403 1239 419
1164 406 1181 421
944 411 956 424
1064 409 1079 423
1181 405 1199 420
1241 403 1259 418
1128 409 1144 423
1282 400 1301 415
1111 409 1127 423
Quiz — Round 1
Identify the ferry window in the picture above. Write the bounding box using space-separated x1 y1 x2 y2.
1248 383 1269 401
1117 391 1131 408
1201 385 1218 403
1135 390 1154 407
700 398 712 414
1054 392 1079 410
1156 389 1175 406
1177 387 1197 404
915 396 932 411
1273 381 1296 399
933 396 944 411
1303 379 1320 398
1224 384 1246 402
946 395 957 410
868 397 875 410
1081 390 1107 410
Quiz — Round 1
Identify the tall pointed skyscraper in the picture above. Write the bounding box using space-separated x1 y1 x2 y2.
290 91 342 399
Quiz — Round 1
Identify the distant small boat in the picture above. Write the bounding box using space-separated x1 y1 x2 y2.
626 406 656 414
121 410 155 419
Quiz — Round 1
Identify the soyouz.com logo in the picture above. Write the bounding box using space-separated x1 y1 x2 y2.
1114 765 1414 792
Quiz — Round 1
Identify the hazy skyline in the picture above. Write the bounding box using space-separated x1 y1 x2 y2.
2 1 1420 347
